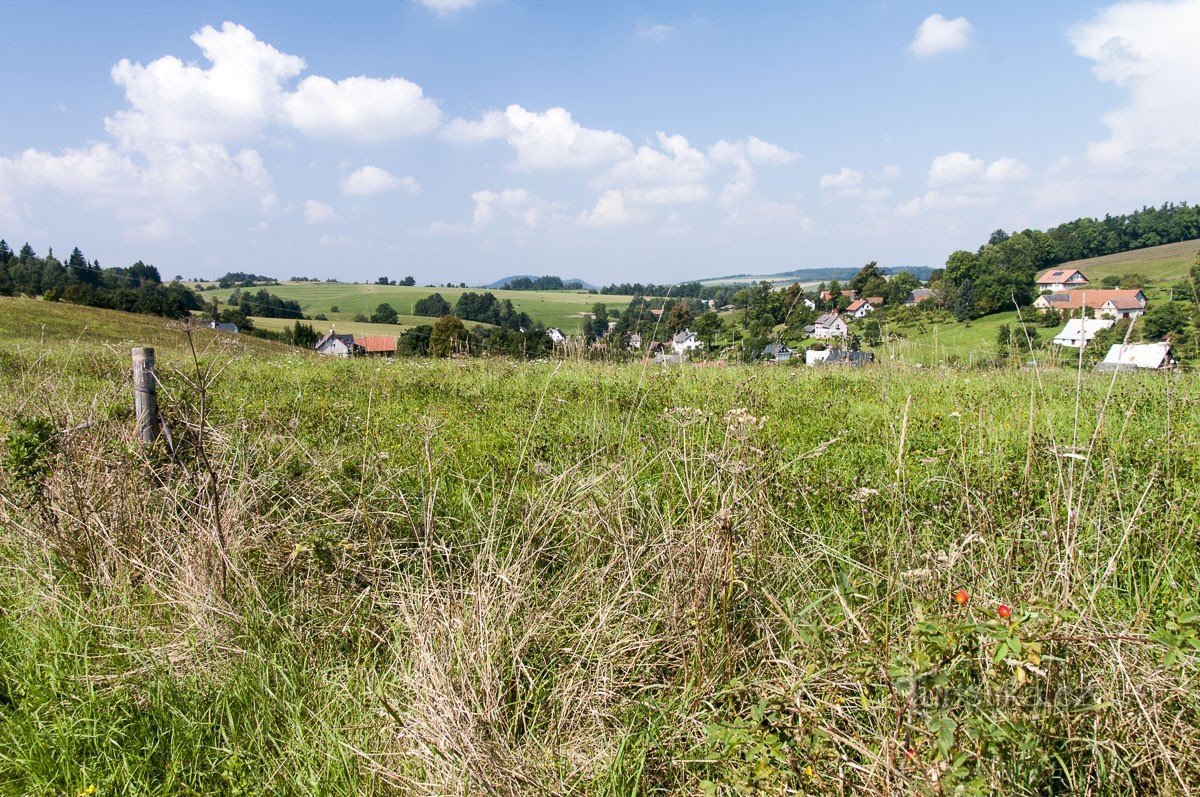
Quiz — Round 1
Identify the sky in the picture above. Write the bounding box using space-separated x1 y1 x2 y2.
1 0 1199 285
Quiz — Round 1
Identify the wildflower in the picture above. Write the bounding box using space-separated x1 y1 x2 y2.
953 588 969 605
997 603 1012 620
803 764 815 778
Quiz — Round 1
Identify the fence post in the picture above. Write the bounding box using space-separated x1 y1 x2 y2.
132 347 160 443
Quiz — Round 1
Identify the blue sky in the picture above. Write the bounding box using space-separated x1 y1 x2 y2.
2 0 1198 284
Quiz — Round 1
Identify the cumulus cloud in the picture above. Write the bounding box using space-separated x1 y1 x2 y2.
304 199 335 223
908 14 973 57
708 136 800 206
928 151 1028 187
442 105 633 170
422 188 564 235
284 75 441 141
106 22 305 146
819 167 864 191
598 132 711 204
342 165 420 196
579 190 634 227
1069 0 1200 166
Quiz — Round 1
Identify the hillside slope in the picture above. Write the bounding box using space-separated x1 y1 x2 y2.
1057 238 1199 282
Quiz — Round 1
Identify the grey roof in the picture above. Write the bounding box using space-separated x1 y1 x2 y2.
209 322 238 334
762 343 792 356
814 313 841 327
673 330 695 344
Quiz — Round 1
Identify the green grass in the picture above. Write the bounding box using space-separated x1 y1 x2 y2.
868 310 1029 365
195 281 633 331
1 298 1199 794
1060 238 1200 283
244 313 492 337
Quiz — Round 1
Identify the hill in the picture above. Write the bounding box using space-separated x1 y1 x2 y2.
482 274 597 290
194 281 628 332
1057 237 1200 283
701 265 934 287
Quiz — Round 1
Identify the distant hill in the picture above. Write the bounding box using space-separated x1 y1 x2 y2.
701 265 935 286
483 274 597 290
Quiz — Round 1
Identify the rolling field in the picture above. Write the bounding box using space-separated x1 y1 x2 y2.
872 310 1030 365
1 299 1198 794
1057 238 1200 283
196 281 633 331
245 313 492 337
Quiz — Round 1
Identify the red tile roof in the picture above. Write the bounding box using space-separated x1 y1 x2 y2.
1036 268 1088 285
1040 289 1144 311
357 335 397 354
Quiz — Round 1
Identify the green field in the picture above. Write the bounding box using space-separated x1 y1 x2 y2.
1058 238 1200 283
246 313 492 337
1 297 1199 794
196 281 633 331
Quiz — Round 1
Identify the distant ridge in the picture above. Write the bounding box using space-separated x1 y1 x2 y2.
482 274 598 290
700 265 935 285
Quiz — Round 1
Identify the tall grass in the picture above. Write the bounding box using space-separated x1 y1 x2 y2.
1 339 1198 794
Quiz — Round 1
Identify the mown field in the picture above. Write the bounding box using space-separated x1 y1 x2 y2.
1059 238 1200 283
195 282 633 332
1 300 1199 795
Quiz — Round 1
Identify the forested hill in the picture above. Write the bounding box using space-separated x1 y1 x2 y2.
935 202 1200 320
0 240 202 318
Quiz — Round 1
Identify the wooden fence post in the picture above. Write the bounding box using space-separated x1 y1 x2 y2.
132 347 160 443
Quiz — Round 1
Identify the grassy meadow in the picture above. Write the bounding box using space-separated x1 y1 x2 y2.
1059 238 1200 284
1 299 1199 794
195 281 633 332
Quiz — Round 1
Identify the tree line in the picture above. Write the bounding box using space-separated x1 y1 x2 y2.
0 240 203 319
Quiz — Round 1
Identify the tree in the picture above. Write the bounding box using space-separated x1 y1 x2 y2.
952 280 975 322
290 321 320 348
694 311 724 348
663 301 694 333
399 275 416 286
1141 303 1189 340
429 315 468 357
376 276 393 285
371 303 399 324
414 292 451 317
585 302 609 340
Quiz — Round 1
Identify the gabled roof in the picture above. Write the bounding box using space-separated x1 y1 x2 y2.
846 299 870 313
672 329 696 344
814 313 843 327
1097 342 1174 370
762 342 792 356
1037 268 1089 285
1101 296 1146 311
1053 318 1113 342
1038 289 1145 311
357 335 397 354
905 288 933 302
315 331 356 350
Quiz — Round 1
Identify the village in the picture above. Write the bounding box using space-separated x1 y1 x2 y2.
305 265 1179 372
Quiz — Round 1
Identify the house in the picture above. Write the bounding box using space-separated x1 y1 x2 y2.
209 321 238 334
1033 289 1146 318
627 333 642 350
811 313 849 339
1052 318 1114 348
671 329 703 354
800 297 816 311
904 288 934 306
650 308 665 318
358 335 397 357
546 328 567 344
761 342 795 362
845 299 875 318
865 296 885 307
820 289 858 302
806 348 874 366
315 331 357 357
1094 342 1177 372
1036 268 1089 292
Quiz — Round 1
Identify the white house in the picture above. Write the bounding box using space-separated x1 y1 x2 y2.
1036 268 1090 292
1052 318 1114 348
1095 342 1176 372
546 328 567 344
810 313 849 339
805 348 830 366
627 333 642 350
1034 289 1146 318
315 331 357 357
671 329 703 355
801 297 816 311
845 299 875 318
1098 296 1147 321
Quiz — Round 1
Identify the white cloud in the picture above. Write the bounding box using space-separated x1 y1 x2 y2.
304 199 335 224
579 189 634 227
984 157 1030 183
419 188 566 234
106 22 305 146
928 151 985 187
708 136 799 206
908 14 974 57
819 167 864 191
599 132 711 204
637 23 675 41
442 105 633 170
415 0 489 14
342 166 419 196
284 75 441 142
1069 0 1200 166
